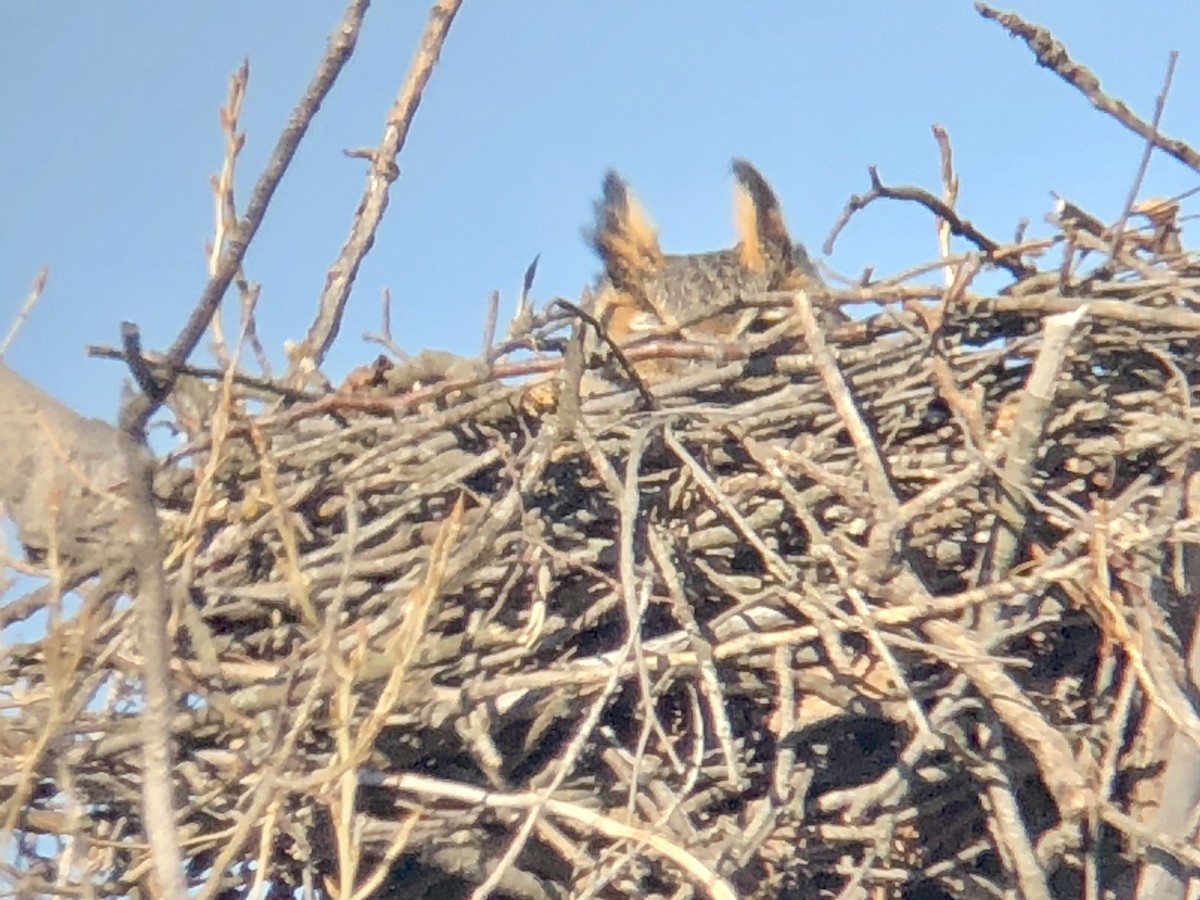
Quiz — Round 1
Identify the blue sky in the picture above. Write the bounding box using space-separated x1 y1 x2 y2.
2 2 1198 421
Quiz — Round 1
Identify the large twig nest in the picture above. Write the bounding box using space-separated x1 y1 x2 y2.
8 188 1200 898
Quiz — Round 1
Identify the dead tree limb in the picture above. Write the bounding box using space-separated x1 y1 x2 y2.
295 0 465 374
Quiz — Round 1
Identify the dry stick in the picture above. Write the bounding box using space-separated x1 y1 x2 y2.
556 316 588 438
465 603 647 896
1088 667 1138 899
158 314 261 892
1132 469 1200 900
350 814 422 900
248 799 285 900
552 299 661 411
576 689 708 900
823 165 1035 281
1081 506 1200 757
805 323 1096 826
481 289 500 360
0 267 49 358
0 583 68 852
971 717 1053 900
657 427 873 700
370 772 737 900
120 323 165 402
248 422 320 627
927 265 989 445
114 5 371 891
621 427 685 777
297 0 464 372
991 293 1200 331
792 291 897 517
120 0 371 436
205 59 250 368
917 602 1089 819
647 527 744 790
503 253 541 352
741 433 936 739
976 4 1200 177
87 344 319 403
122 443 188 900
196 493 365 900
239 283 272 377
1110 52 1178 260
732 659 807 871
361 287 410 360
932 124 960 288
769 643 800 798
983 306 1088 584
1101 806 1200 871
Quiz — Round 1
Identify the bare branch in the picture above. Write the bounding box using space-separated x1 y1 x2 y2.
825 165 1036 280
1110 52 1178 259
977 3 1200 176
0 267 49 358
295 0 465 373
120 0 373 436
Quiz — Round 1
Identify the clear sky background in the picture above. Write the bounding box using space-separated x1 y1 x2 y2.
2 2 1199 422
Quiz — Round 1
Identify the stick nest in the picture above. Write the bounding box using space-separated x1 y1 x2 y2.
8 194 1200 900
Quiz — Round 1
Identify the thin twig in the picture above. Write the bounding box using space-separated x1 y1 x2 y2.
370 772 738 900
0 267 49 358
361 287 410 359
205 58 250 368
825 165 1035 280
120 0 372 436
87 343 319 403
1110 52 1178 259
481 289 500 360
551 298 660 411
932 123 960 288
295 0 464 373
